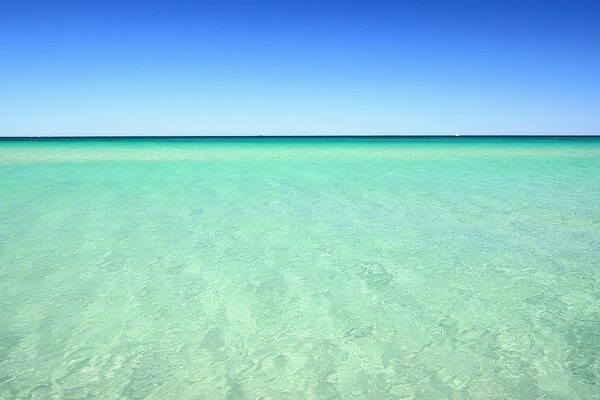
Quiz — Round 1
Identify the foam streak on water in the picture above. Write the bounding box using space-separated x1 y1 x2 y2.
1 138 599 399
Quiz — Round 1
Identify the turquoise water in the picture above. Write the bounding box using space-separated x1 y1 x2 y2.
1 137 599 399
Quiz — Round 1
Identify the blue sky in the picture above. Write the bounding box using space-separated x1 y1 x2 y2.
1 0 599 136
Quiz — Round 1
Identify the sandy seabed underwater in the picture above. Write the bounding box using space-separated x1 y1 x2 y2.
0 137 599 399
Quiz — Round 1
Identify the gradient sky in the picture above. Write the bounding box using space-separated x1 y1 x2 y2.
1 0 599 136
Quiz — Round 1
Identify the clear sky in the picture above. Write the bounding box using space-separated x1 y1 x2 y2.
1 0 599 136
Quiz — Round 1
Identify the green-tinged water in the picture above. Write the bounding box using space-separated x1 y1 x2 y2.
1 137 599 399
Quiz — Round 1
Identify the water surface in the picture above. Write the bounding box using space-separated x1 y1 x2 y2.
1 137 599 399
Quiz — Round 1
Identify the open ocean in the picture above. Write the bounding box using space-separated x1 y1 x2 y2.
1 137 599 399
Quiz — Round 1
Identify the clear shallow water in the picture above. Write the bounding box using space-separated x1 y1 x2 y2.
0 137 599 399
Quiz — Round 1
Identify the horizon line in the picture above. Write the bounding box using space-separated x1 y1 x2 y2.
1 134 600 140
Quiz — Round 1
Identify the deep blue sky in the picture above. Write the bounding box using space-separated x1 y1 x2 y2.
1 0 599 135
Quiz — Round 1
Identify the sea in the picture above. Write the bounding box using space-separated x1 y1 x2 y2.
1 137 599 399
